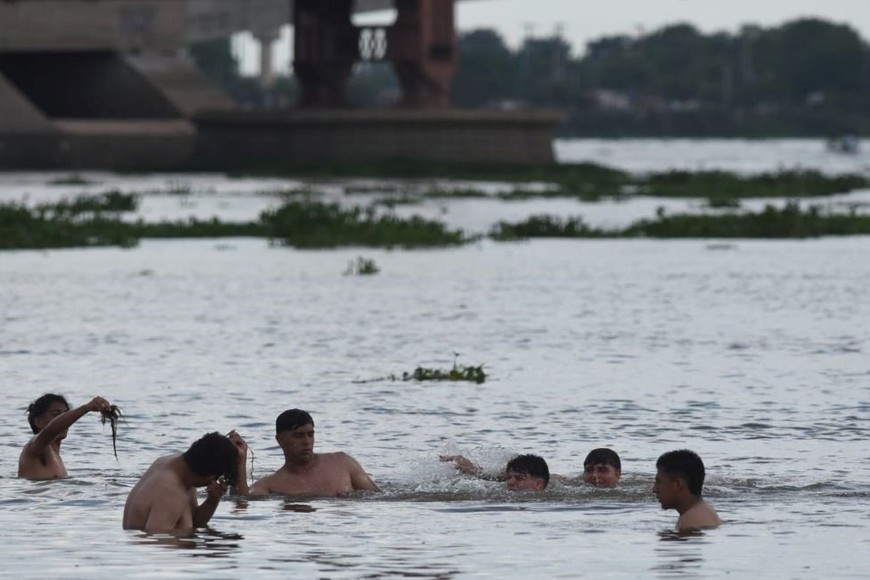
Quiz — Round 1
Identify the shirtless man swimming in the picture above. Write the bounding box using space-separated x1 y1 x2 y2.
653 449 721 533
232 409 379 497
443 447 620 489
123 432 242 533
18 393 115 479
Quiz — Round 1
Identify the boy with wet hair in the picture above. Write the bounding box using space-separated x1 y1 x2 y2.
653 449 721 532
505 454 550 492
582 448 622 488
123 432 243 533
19 393 115 479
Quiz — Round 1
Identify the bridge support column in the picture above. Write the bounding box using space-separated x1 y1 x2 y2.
256 32 279 92
292 0 359 108
387 0 457 109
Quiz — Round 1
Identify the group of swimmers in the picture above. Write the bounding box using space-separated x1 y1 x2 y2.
19 393 721 534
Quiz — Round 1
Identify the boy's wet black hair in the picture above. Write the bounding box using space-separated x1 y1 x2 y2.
276 409 314 433
656 449 706 496
506 454 550 487
584 448 621 471
26 393 70 434
182 432 239 485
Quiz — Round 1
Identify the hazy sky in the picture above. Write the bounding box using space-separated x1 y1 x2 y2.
235 0 870 75
457 0 870 53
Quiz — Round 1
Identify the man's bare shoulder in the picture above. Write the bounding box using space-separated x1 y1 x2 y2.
678 500 721 532
319 451 364 468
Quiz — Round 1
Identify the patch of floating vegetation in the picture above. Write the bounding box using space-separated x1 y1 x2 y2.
706 197 742 209
343 256 380 275
423 188 491 199
641 169 869 199
164 180 193 196
355 355 487 385
44 190 139 216
491 215 605 240
234 161 870 200
344 184 403 195
372 194 423 208
492 202 870 239
401 363 487 384
47 174 97 186
275 187 324 199
1 195 465 250
261 200 468 249
6 190 870 250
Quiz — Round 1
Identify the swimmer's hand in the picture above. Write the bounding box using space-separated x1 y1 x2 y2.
206 478 228 502
85 397 112 414
439 455 480 476
227 430 247 461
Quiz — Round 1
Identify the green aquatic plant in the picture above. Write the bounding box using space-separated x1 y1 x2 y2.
234 161 869 201
344 184 402 195
371 194 423 208
344 256 380 275
707 197 741 209
40 190 138 217
643 169 868 199
489 202 870 240
490 215 607 240
260 200 468 248
352 354 487 385
625 202 870 238
164 180 193 196
402 354 486 384
47 174 96 186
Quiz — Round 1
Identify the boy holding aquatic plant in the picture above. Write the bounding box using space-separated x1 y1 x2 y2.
231 409 380 497
653 449 721 533
18 393 116 479
123 432 242 533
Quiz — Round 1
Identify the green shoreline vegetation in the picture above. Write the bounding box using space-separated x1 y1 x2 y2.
4 163 870 250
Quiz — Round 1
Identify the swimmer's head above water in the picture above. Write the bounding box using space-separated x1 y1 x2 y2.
583 448 622 488
505 454 550 492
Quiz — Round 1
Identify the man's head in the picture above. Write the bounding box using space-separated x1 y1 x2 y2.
27 394 70 435
583 448 622 488
653 449 706 509
275 409 315 461
505 454 550 492
181 432 239 486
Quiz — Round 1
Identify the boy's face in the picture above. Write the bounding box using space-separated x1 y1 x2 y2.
276 423 315 460
505 470 546 492
35 401 71 439
653 468 681 509
583 463 621 488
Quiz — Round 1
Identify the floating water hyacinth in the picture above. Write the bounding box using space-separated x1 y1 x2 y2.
100 405 123 460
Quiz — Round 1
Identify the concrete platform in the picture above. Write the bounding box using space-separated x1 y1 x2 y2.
194 108 562 168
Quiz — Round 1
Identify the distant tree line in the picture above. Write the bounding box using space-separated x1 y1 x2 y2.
189 18 870 137
451 18 870 136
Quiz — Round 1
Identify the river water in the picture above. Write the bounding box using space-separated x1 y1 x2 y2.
1 139 869 578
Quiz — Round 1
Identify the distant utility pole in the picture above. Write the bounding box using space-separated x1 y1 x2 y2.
553 23 566 82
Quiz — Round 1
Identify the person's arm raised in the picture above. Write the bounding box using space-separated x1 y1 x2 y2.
23 396 112 458
227 430 249 496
